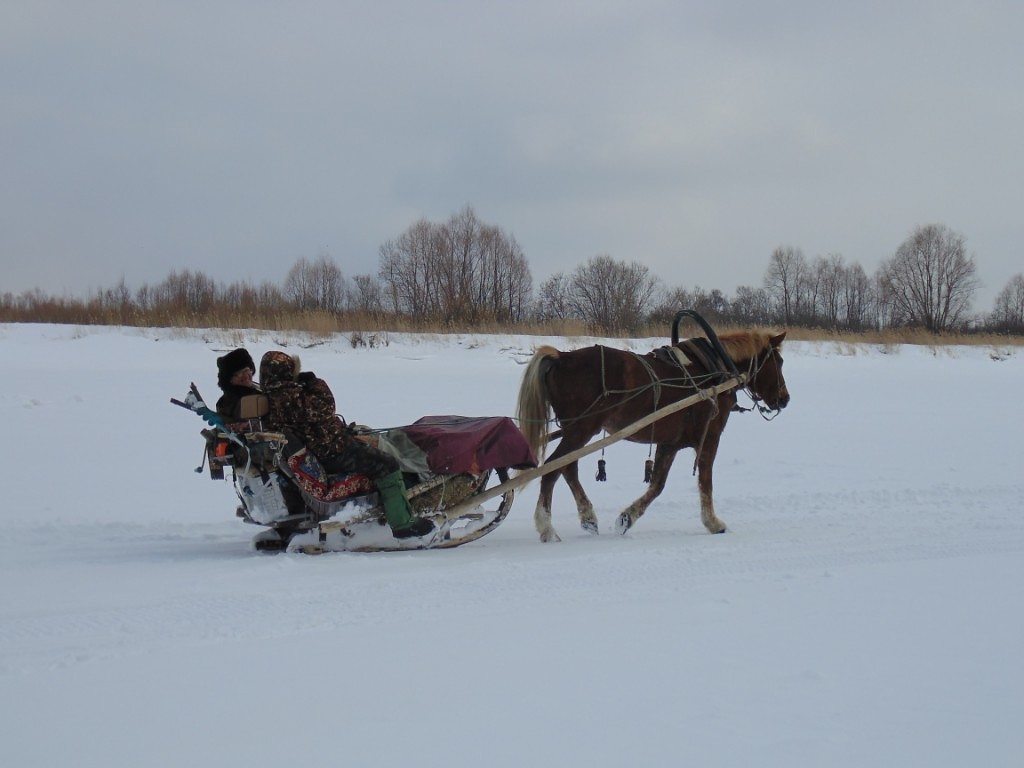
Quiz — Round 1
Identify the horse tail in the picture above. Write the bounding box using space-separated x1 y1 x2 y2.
516 345 560 461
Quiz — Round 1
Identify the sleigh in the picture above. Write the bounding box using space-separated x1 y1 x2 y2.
174 311 787 552
173 386 536 553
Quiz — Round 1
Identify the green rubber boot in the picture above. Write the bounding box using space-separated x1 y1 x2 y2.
375 471 435 539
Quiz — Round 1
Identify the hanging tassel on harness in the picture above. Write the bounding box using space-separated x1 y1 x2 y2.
595 435 607 481
643 441 654 483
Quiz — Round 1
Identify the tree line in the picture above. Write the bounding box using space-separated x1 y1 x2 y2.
2 207 1023 335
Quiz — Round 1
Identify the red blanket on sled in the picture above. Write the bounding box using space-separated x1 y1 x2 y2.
401 416 537 475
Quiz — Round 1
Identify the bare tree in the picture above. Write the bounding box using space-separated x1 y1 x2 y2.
254 280 285 311
813 254 845 328
150 269 218 314
841 261 875 331
565 254 658 334
690 286 730 323
878 224 979 331
990 273 1024 332
647 286 695 328
764 246 807 326
378 206 532 325
379 219 435 319
477 227 532 324
284 253 347 313
535 272 573 322
798 259 823 326
349 273 385 320
731 285 772 325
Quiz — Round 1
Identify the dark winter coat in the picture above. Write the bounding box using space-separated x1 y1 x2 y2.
258 351 352 461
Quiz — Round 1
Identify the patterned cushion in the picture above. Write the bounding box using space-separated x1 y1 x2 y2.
286 448 375 502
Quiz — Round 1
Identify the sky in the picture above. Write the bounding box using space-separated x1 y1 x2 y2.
2 0 1022 309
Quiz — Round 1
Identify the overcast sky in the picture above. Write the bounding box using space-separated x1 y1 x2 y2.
2 0 1021 309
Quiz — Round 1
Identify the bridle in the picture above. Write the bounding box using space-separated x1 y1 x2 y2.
740 345 786 421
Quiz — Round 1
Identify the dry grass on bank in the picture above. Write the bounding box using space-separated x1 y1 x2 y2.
4 308 1022 349
779 326 1024 348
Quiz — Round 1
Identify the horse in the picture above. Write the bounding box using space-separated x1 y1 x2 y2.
515 330 790 542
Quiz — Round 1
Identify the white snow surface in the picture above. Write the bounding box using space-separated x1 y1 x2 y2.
2 324 1022 767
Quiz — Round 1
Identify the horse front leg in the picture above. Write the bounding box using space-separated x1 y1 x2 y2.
696 433 726 534
615 445 679 534
563 459 598 535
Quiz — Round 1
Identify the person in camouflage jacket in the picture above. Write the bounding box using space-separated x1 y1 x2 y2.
258 350 360 470
258 351 434 539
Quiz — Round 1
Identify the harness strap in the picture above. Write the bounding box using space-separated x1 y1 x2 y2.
634 353 662 443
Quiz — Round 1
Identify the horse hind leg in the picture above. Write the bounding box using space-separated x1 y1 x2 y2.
533 427 600 541
563 460 598 534
534 471 562 543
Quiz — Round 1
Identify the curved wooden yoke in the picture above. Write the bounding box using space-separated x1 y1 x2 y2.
670 309 740 379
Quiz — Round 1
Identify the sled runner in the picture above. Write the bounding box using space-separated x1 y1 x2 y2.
172 385 536 553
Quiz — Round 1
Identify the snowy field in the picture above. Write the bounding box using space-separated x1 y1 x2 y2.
2 323 1022 768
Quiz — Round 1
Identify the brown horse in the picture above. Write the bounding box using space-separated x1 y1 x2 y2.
515 330 790 542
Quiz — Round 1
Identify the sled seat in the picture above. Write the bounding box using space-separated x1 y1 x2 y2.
284 446 376 506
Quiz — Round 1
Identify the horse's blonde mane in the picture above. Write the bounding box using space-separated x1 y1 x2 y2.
716 330 775 362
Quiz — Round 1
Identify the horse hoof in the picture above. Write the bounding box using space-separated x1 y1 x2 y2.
581 519 599 536
539 530 562 543
615 514 633 535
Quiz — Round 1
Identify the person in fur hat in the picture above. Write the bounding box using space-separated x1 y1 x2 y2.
215 347 261 418
259 350 434 540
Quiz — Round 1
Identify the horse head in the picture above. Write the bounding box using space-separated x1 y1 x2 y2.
746 332 790 413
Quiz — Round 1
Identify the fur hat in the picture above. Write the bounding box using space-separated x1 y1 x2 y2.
217 348 256 389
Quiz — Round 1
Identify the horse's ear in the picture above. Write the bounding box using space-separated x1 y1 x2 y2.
770 331 787 347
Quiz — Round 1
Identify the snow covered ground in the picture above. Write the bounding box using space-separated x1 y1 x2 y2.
2 323 1022 767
